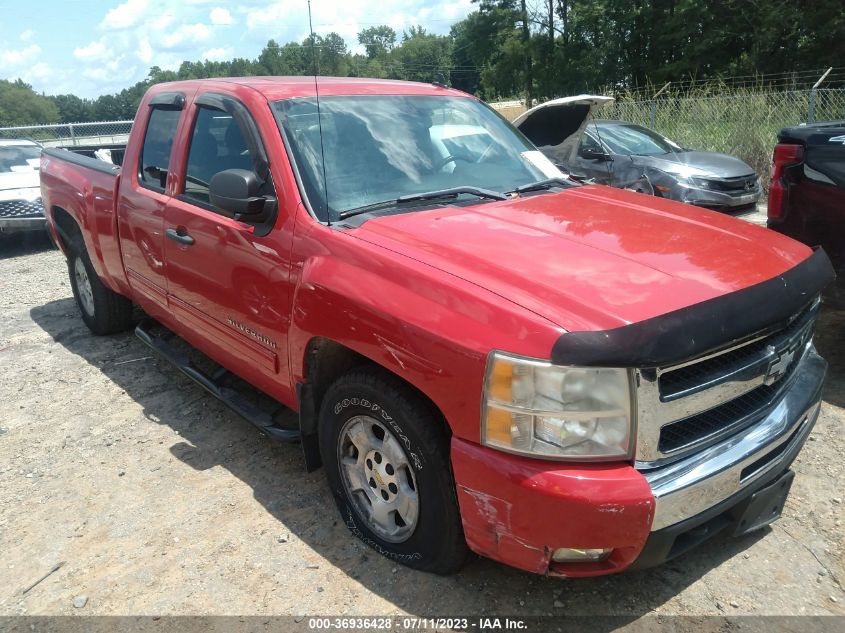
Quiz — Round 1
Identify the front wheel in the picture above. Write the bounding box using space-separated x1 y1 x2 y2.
67 242 134 335
319 368 468 574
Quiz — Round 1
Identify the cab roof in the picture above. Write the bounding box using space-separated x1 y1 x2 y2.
147 76 472 102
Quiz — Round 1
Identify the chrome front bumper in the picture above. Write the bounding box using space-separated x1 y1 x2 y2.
643 348 826 531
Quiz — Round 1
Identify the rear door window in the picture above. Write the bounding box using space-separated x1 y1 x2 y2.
139 108 181 191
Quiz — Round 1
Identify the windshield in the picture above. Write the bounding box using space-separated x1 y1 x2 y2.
0 144 41 173
272 95 556 221
592 123 682 156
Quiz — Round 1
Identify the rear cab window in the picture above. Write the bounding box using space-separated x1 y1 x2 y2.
138 108 181 191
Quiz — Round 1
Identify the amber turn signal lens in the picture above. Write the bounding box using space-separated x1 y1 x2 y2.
488 357 513 402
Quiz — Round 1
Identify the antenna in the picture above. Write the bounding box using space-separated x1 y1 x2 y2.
308 0 331 225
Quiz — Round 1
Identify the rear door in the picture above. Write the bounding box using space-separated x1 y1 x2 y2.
162 92 294 398
117 93 185 318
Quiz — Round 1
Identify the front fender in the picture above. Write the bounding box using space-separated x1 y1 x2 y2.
287 225 561 441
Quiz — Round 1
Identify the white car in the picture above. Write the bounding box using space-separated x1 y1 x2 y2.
0 139 46 235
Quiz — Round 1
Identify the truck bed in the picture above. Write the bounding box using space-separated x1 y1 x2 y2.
40 147 128 294
43 147 121 177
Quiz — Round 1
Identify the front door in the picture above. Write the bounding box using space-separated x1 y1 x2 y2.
574 128 615 185
162 94 293 401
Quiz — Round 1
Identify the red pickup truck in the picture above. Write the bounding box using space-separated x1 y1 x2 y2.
40 78 833 578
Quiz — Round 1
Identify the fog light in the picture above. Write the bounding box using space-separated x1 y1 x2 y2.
552 548 612 563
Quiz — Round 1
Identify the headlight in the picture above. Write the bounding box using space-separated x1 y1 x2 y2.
482 352 634 460
688 176 715 190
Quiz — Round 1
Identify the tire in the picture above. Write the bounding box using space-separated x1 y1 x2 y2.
319 367 468 574
67 238 134 335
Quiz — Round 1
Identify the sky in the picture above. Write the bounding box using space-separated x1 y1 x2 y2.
0 0 475 98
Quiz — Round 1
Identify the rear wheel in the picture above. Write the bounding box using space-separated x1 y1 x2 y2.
67 240 134 335
319 367 468 574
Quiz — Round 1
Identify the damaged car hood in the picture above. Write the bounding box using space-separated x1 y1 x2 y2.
513 95 614 166
350 185 813 333
635 150 757 179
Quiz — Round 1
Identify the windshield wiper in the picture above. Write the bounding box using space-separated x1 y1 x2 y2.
508 177 575 195
338 186 508 220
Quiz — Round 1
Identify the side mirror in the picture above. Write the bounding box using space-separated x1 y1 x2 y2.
580 148 612 162
209 169 268 216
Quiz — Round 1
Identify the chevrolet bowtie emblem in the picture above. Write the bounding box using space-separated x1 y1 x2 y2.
764 347 796 385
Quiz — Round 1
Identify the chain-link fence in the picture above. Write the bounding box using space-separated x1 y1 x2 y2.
608 88 845 185
0 120 134 149
490 88 845 191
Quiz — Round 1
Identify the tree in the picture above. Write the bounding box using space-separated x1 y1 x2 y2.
0 79 60 126
258 39 290 75
319 32 350 76
393 30 452 83
449 19 482 93
93 94 128 120
358 26 397 59
457 3 525 99
50 94 95 123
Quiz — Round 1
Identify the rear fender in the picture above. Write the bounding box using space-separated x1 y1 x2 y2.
41 153 128 295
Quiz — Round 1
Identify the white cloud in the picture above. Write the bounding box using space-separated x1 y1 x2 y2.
0 44 41 68
0 41 46 87
73 40 111 61
160 23 213 49
20 29 35 42
82 55 132 81
28 63 53 81
245 3 288 31
148 13 175 31
137 37 153 63
101 0 150 30
210 7 233 26
201 47 232 61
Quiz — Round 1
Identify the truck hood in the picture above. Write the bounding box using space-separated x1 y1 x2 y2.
350 185 812 332
0 169 40 195
513 95 614 167
634 150 757 179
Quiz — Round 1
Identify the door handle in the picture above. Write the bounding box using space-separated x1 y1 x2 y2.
166 227 195 246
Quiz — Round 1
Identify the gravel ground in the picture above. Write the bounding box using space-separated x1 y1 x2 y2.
0 229 843 622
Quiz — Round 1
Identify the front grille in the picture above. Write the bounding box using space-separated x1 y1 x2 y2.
634 298 819 464
659 299 815 400
698 175 758 193
0 198 44 219
659 371 795 453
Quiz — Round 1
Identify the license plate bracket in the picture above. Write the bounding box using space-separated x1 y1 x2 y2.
732 470 795 536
